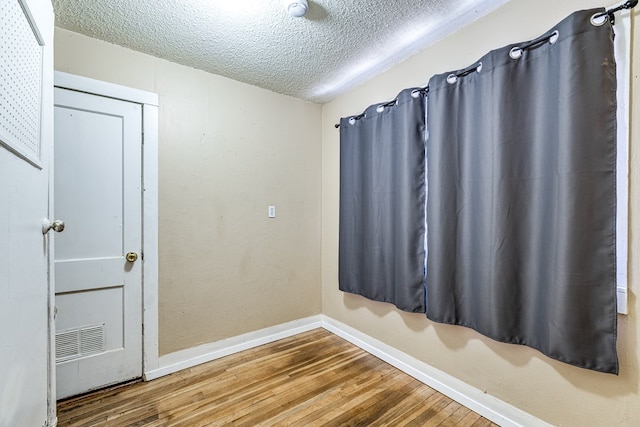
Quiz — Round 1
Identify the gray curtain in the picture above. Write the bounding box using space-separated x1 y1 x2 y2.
426 9 618 373
339 88 426 313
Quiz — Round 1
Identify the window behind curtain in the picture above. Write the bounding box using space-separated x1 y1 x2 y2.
425 8 618 373
339 88 427 313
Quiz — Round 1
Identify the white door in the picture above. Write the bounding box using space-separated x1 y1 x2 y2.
0 0 54 425
54 88 143 399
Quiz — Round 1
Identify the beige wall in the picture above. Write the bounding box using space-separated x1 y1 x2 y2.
54 28 322 355
322 0 640 426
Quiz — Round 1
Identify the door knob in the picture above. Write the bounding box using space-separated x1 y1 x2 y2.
126 252 139 263
42 218 65 234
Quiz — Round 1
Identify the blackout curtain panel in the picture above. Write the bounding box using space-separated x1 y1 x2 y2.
426 9 618 373
339 88 426 313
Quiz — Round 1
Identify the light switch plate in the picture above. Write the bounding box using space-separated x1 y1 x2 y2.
268 205 276 218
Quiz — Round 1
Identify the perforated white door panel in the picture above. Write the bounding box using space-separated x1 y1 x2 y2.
0 0 53 425
0 0 43 166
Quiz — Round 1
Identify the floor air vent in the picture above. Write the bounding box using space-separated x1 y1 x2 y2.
56 324 106 363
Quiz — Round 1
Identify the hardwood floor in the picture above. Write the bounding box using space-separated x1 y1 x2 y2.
57 329 498 427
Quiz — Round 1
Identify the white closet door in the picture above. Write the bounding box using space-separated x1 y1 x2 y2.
54 87 143 399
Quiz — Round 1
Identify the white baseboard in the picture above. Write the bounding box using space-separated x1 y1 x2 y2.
144 314 549 427
320 315 552 427
144 315 322 380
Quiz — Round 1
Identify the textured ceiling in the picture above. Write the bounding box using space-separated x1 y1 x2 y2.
52 0 509 103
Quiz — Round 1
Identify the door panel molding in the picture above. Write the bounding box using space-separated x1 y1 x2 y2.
0 0 45 168
53 71 160 385
56 258 132 293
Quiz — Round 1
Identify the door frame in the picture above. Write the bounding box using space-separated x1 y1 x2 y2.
53 71 160 384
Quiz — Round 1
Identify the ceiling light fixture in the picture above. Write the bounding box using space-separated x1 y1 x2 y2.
282 0 308 18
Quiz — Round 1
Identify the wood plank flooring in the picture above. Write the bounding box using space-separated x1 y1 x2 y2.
57 329 498 427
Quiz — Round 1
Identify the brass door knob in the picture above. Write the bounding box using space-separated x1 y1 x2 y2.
126 252 139 263
42 218 65 234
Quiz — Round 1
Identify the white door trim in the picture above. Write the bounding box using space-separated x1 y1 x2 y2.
53 71 160 379
54 72 158 106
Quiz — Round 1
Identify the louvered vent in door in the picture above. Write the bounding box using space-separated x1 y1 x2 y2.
0 0 43 165
56 324 106 363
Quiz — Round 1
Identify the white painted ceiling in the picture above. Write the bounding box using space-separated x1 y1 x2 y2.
52 0 509 103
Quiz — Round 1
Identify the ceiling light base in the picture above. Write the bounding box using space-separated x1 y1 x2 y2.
282 0 308 18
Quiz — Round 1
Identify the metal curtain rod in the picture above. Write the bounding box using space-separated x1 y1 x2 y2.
595 0 638 24
334 1 638 130
334 87 428 129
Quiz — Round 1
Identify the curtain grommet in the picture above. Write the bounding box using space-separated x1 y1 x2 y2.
376 105 385 113
446 74 458 84
476 62 483 73
348 117 356 125
411 90 421 98
509 46 523 60
590 12 608 26
549 30 559 44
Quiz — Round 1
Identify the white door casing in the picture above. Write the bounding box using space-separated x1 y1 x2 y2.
53 72 160 397
0 0 54 426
